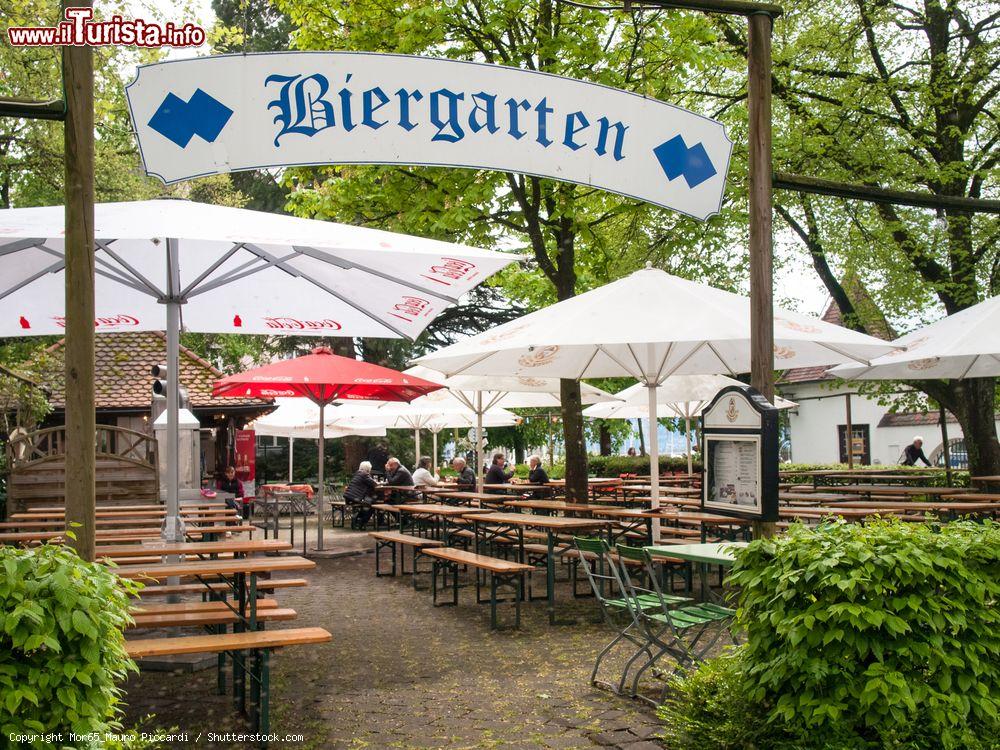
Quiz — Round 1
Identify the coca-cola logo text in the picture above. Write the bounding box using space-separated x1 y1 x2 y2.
421 257 478 286
389 296 432 323
51 314 140 329
263 317 343 331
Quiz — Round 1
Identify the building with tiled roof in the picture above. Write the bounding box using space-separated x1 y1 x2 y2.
778 292 996 468
35 332 274 476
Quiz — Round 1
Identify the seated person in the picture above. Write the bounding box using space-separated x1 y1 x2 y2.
344 460 378 529
412 456 440 487
217 465 251 519
484 452 514 493
384 456 416 500
525 454 550 498
451 456 476 489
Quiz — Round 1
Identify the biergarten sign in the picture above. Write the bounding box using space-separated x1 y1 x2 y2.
125 52 733 221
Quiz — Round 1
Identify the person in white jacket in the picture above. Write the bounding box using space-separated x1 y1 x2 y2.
412 456 440 487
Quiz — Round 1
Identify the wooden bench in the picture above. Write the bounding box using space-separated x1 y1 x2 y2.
421 547 533 629
133 578 307 598
125 627 332 739
130 604 297 630
368 531 443 578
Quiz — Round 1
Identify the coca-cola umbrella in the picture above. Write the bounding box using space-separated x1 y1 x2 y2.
0 199 516 543
213 347 444 550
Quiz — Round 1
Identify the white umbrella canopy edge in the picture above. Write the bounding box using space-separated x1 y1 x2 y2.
830 294 1000 381
0 199 517 542
414 267 900 381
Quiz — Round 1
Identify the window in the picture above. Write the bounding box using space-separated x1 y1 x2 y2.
837 424 871 465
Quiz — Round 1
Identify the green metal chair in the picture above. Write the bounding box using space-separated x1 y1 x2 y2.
573 537 690 695
614 543 736 705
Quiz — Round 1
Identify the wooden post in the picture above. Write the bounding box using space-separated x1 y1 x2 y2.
939 406 952 486
748 11 776 540
62 2 96 561
845 392 854 469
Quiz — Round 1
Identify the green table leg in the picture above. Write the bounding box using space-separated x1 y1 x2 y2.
546 531 556 625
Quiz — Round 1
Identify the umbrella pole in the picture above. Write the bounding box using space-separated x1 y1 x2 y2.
162 297 185 544
288 437 294 482
476 391 485 493
414 428 421 468
316 403 325 552
648 384 660 542
685 416 693 476
432 430 438 473
940 406 952 485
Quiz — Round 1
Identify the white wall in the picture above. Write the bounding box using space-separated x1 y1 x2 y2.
779 382 966 466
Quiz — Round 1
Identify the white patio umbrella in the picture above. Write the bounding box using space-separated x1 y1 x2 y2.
830 294 1000 475
251 398 388 481
0 199 516 540
398 366 618 490
417 266 898 526
583 375 798 474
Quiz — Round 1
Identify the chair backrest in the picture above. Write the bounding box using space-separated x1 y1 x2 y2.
616 543 687 632
573 537 626 609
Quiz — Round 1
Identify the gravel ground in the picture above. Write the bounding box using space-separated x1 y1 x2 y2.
121 531 730 749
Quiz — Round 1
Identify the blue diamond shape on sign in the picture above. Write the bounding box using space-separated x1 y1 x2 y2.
653 135 717 189
148 89 233 148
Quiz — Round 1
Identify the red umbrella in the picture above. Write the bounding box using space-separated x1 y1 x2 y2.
213 347 442 550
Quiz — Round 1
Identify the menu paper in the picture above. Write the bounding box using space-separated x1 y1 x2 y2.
708 438 759 509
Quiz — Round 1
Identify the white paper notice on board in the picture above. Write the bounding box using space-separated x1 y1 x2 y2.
125 52 733 221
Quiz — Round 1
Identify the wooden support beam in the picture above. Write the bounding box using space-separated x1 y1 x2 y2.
774 173 1000 214
62 0 96 561
0 98 66 121
625 0 782 17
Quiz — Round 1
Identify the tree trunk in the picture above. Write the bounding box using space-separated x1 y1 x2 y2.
951 378 1000 477
637 418 646 456
599 424 612 456
560 379 588 501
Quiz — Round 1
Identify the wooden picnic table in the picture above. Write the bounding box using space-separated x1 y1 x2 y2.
943 492 1000 502
621 485 701 497
462 511 610 625
970 476 1000 484
96 538 291 560
9 508 238 521
819 484 964 498
0 524 257 546
433 490 510 505
26 502 228 512
501 499 602 514
779 492 866 504
778 506 931 521
392 503 493 540
0 513 240 530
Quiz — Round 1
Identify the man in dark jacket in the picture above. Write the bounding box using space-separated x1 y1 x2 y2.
345 461 378 529
484 452 514 493
902 436 932 467
384 457 416 501
451 456 476 488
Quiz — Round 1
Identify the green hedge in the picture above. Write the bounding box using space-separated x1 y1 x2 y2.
587 454 702 475
0 543 142 745
727 519 1000 748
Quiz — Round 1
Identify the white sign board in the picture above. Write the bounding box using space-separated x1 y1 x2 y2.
125 53 733 221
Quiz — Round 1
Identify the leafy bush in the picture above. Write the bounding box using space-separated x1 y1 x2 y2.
658 647 812 750
0 543 142 746
587 454 702 476
728 519 1000 749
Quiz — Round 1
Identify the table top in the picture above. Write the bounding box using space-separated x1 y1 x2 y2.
0 514 240 530
481 483 540 492
944 492 1000 502
10 507 237 520
375 484 419 494
970 476 1000 483
113 554 315 580
645 541 747 566
96 538 291 558
546 477 622 486
779 492 863 504
464 512 610 530
434 491 512 502
0 525 257 545
393 503 494 517
28 502 228 512
501 499 601 513
663 511 753 525
825 485 963 496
